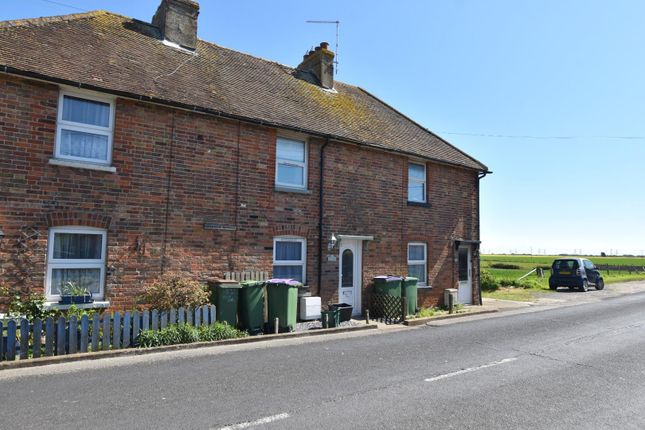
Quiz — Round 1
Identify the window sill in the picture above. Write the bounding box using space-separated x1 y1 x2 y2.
274 186 312 195
49 158 117 173
407 201 431 208
417 285 432 289
43 301 110 310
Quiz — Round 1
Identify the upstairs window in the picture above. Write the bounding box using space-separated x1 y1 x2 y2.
408 242 427 286
55 91 115 165
408 162 426 203
272 237 306 283
46 227 107 300
275 137 307 189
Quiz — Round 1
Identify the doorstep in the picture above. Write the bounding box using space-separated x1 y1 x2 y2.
0 323 378 370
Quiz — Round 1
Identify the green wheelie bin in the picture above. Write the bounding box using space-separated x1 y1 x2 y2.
401 277 418 316
266 278 300 332
239 280 265 335
210 280 241 326
373 276 402 297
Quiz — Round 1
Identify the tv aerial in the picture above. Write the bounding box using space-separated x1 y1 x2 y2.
305 20 340 74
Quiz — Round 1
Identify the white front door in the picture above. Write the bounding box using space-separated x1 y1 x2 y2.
458 246 473 305
338 239 362 316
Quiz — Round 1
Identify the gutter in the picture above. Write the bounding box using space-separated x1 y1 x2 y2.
317 137 330 296
476 170 491 304
0 66 486 173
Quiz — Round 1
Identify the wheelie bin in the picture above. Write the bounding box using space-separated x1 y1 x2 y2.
266 278 300 332
239 280 265 335
401 277 418 316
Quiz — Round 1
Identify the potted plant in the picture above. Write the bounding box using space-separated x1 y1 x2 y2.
58 281 93 304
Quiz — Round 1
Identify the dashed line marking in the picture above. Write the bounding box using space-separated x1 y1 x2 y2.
425 357 518 382
215 413 290 430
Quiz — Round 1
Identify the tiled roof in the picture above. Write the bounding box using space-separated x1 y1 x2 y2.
0 11 487 171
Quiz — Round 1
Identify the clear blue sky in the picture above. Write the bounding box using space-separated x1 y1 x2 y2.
3 0 645 256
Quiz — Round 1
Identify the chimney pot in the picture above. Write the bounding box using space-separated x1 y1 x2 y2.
152 0 200 50
320 42 329 50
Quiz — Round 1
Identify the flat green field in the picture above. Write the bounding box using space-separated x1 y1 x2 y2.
481 254 645 301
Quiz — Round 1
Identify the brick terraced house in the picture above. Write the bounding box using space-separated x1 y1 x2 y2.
0 0 489 312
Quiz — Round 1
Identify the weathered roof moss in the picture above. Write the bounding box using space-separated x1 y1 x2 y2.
0 11 487 171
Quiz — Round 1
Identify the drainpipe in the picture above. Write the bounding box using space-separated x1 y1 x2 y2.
317 137 331 297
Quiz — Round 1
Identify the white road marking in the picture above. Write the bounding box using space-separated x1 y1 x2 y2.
425 357 518 382
215 413 290 430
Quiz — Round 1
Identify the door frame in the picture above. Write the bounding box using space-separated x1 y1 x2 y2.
338 239 362 316
458 245 473 305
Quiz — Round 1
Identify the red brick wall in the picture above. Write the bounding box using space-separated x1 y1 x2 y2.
0 74 481 311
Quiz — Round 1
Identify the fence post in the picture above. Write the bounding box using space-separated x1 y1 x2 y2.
160 311 168 329
20 318 30 360
122 312 131 348
68 316 78 354
56 317 66 356
142 309 150 331
202 305 209 326
45 317 54 356
209 305 216 326
151 309 159 332
178 307 185 325
169 308 177 325
7 320 16 361
112 312 121 349
80 315 89 353
33 318 42 359
91 313 100 352
132 311 140 346
194 308 201 328
102 314 110 351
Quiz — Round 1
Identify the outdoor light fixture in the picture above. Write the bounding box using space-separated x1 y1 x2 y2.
328 233 337 250
0 229 5 249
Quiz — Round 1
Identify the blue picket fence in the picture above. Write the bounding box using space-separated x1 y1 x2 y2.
0 305 216 362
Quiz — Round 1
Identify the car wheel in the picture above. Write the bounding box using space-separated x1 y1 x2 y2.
596 279 605 291
579 280 589 292
568 286 576 291
549 284 557 290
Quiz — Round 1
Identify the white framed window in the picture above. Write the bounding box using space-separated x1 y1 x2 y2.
275 137 308 189
272 236 306 283
408 242 428 287
408 162 426 203
46 227 107 301
55 90 115 165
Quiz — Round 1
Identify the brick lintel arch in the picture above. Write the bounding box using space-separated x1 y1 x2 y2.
270 224 310 239
46 211 112 229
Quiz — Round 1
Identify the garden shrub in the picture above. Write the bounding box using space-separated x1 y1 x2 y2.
480 270 500 291
138 322 246 348
490 263 521 270
140 274 209 310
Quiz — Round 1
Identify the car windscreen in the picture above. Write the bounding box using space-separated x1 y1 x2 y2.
552 260 578 272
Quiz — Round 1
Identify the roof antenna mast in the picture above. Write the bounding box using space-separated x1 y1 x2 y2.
305 20 340 74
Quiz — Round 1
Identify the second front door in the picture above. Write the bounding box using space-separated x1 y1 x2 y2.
338 239 362 315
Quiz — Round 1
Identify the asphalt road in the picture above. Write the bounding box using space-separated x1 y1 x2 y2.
2 289 645 429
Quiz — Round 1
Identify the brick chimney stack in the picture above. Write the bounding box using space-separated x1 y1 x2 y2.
296 42 335 89
152 0 200 50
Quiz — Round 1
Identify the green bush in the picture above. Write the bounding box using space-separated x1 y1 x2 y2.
490 263 521 270
1 285 55 320
140 274 209 310
480 270 500 291
138 323 247 348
